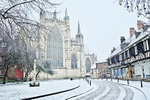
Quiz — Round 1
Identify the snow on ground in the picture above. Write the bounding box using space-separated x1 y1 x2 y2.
37 79 94 100
0 78 148 100
117 85 126 100
71 80 98 100
102 78 150 100
0 79 80 100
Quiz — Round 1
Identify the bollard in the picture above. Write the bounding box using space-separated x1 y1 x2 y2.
106 77 107 81
90 80 91 85
140 80 143 88
111 78 112 81
127 80 129 84
118 78 119 83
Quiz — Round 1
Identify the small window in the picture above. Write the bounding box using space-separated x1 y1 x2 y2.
122 53 124 61
116 55 119 62
107 59 110 65
107 68 109 72
97 63 100 66
99 68 102 72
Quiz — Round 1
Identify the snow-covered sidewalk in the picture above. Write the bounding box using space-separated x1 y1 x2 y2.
102 78 150 100
0 79 80 100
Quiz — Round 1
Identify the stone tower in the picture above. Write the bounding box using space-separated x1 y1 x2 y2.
64 8 70 26
76 21 83 45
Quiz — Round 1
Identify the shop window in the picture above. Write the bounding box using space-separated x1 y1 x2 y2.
121 68 123 75
114 70 115 75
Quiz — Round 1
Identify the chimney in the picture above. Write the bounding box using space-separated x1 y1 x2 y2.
137 20 143 30
111 47 116 54
113 47 115 52
130 27 135 37
120 36 125 44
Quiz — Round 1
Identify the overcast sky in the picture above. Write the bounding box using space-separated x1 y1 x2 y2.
49 0 148 61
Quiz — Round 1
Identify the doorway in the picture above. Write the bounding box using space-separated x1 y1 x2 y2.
142 66 145 79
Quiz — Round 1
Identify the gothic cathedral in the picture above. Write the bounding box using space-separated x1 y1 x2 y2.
32 9 97 79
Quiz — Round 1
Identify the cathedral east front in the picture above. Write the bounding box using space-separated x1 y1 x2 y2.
29 9 97 80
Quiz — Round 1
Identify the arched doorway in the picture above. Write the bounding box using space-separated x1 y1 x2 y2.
86 58 91 73
71 53 77 68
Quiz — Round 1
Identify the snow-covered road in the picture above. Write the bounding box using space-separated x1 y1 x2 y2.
73 80 146 100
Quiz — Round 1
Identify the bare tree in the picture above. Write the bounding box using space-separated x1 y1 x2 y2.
36 60 53 80
118 0 150 20
0 0 60 83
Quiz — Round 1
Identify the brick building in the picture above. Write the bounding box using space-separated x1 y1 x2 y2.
90 61 110 79
96 61 110 78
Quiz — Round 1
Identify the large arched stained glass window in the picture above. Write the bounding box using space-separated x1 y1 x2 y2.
86 58 91 73
71 53 77 68
47 25 63 67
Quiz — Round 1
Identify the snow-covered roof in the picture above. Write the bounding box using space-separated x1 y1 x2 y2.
91 62 96 69
109 29 150 58
96 60 107 63
128 32 148 47
110 44 121 57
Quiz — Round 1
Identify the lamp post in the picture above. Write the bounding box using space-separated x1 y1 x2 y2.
33 60 36 84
